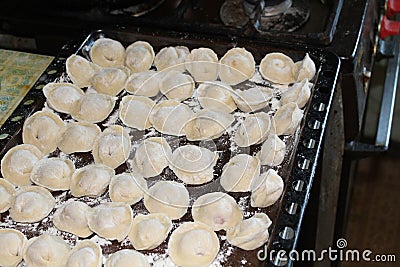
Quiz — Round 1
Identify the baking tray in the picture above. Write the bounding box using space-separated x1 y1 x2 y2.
0 29 340 266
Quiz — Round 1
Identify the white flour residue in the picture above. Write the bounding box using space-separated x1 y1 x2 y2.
102 109 119 127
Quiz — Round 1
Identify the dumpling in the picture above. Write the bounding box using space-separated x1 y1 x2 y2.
92 125 131 169
125 70 161 97
70 164 114 198
159 70 195 101
0 229 26 267
91 67 129 96
10 186 55 223
295 53 316 82
144 181 189 220
118 95 155 130
250 169 284 208
169 145 218 185
105 249 149 267
23 234 70 267
57 122 101 154
220 154 260 192
125 41 155 73
168 222 219 267
154 46 189 72
192 192 243 231
43 82 84 114
52 200 93 238
131 137 172 178
66 55 101 88
281 78 312 108
90 38 125 67
232 87 273 112
184 109 235 141
30 157 75 191
259 52 296 84
257 134 286 166
226 213 272 250
1 144 43 186
197 81 237 113
128 213 172 250
219 47 255 85
185 48 219 82
86 202 133 242
22 110 64 154
109 173 147 205
65 240 102 267
71 93 116 123
234 112 272 147
149 99 194 136
0 179 15 213
273 102 304 135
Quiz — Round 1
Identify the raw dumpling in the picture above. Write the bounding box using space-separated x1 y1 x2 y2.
154 46 189 72
86 202 133 242
57 122 101 154
125 41 155 73
257 134 286 166
197 81 237 113
71 93 116 123
219 47 255 85
109 173 148 205
220 154 260 192
250 169 284 208
259 52 296 84
90 38 125 67
234 112 272 147
192 192 243 231
43 82 84 114
169 145 218 185
10 186 55 223
281 78 312 108
30 157 75 191
232 87 273 112
226 213 272 250
92 125 131 169
168 222 219 267
128 213 172 250
70 164 114 198
185 48 219 82
0 229 26 267
23 234 70 267
22 110 64 154
184 109 235 141
144 181 189 220
125 70 160 97
1 144 43 186
118 95 155 130
0 179 15 213
149 99 194 136
53 200 93 238
105 249 149 267
295 53 316 82
66 240 102 267
131 137 172 178
159 70 195 101
273 102 304 135
91 67 129 96
66 55 101 88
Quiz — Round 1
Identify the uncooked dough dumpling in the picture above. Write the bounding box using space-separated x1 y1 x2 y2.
0 229 26 267
144 180 189 220
185 48 219 82
57 122 101 154
0 179 15 213
169 145 218 185
125 70 161 97
90 38 125 67
128 213 172 250
109 173 147 205
259 52 296 84
154 46 189 72
219 47 255 85
295 53 316 82
273 102 304 135
234 112 272 147
10 186 55 223
232 87 273 112
43 82 84 114
105 249 149 267
250 169 284 208
71 93 116 123
192 192 243 231
220 154 260 192
86 202 133 242
65 240 102 267
118 95 155 130
257 134 286 166
66 55 101 88
30 157 75 191
168 222 219 267
91 67 129 96
22 110 64 154
226 213 272 250
197 81 237 113
125 41 155 73
53 200 93 238
281 78 312 108
159 70 195 101
1 144 43 186
92 125 131 169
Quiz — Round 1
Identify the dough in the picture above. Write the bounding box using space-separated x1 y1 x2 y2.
66 55 101 88
65 240 102 267
185 48 219 82
118 95 155 130
281 78 312 108
125 41 155 73
91 67 129 96
273 102 304 135
0 178 15 213
109 173 148 205
90 38 125 67
257 134 286 166
232 87 273 112
154 46 189 72
105 249 149 267
57 122 101 154
0 229 26 267
219 47 255 85
197 81 237 113
295 53 316 82
234 112 272 147
259 52 296 84
71 93 116 123
43 82 84 114
159 70 195 101
125 70 161 97
250 169 284 208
